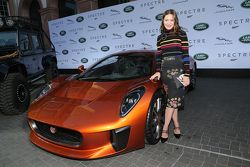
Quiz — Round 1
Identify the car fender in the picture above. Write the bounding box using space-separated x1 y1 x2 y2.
0 61 27 81
0 63 9 81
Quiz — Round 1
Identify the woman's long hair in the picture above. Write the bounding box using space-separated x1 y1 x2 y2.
160 9 181 34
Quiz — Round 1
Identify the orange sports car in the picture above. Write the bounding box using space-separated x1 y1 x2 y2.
27 50 196 159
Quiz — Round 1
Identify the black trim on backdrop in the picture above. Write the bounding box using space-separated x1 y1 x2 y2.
59 69 81 74
197 69 250 78
59 69 250 78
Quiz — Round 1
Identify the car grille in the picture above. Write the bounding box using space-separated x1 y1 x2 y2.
33 121 82 147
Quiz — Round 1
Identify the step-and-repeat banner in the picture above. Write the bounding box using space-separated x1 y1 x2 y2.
48 0 250 69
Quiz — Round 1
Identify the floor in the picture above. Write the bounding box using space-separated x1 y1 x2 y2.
0 77 250 167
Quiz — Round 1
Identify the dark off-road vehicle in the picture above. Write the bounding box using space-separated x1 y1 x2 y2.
0 16 58 115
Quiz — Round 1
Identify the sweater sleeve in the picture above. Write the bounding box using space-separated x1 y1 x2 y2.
155 35 162 72
180 31 190 76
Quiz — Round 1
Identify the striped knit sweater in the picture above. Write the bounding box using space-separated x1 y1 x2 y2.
156 29 190 76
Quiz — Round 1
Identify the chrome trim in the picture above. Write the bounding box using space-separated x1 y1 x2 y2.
29 120 82 148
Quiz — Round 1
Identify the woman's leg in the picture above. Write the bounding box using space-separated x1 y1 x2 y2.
172 109 181 134
161 107 174 138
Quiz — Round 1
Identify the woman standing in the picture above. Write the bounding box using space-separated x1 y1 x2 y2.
150 9 190 143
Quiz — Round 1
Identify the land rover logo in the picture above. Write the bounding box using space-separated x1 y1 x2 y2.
241 0 250 8
62 49 69 55
60 30 66 36
193 23 209 31
50 127 56 134
193 53 209 61
155 13 163 21
125 31 136 38
76 16 84 22
101 46 110 52
99 23 108 29
79 37 86 43
81 58 88 63
239 35 250 43
124 6 134 13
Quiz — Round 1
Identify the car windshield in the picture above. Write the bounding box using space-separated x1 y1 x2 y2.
79 53 153 81
0 31 17 49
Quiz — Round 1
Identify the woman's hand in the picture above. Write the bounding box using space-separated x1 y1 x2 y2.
182 76 190 87
150 72 161 81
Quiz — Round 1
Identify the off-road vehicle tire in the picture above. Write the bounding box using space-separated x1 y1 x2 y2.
145 90 166 145
0 73 30 115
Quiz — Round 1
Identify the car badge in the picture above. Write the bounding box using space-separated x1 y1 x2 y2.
50 127 56 134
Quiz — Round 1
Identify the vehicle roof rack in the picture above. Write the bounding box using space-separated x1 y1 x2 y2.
0 16 41 30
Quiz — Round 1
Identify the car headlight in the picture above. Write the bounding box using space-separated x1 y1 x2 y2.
33 83 52 102
120 87 145 117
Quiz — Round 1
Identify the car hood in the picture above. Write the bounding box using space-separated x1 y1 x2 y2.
28 76 150 131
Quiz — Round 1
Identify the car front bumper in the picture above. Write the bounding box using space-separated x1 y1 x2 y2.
29 121 145 159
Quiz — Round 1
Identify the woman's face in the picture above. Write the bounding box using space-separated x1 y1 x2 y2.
163 14 174 30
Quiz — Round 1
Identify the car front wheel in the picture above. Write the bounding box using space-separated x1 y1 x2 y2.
145 90 166 145
0 73 30 115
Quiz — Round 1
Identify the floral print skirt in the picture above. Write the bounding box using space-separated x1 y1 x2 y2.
161 56 185 109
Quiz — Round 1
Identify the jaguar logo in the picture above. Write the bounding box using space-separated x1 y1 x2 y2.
124 6 134 13
241 0 250 8
101 46 110 52
193 23 209 31
99 23 108 29
62 49 69 55
155 13 163 21
79 37 86 43
76 16 84 22
81 58 88 63
59 30 66 36
125 31 136 38
50 127 56 134
193 53 209 61
239 34 250 43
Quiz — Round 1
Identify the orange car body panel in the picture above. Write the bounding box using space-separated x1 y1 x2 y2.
28 72 162 159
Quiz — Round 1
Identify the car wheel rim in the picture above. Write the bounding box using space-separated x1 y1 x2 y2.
152 97 162 139
16 84 27 103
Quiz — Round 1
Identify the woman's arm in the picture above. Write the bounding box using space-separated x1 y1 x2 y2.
150 35 162 81
180 31 190 77
180 31 190 86
155 35 163 72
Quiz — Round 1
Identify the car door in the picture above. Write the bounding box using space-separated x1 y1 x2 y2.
30 32 45 73
18 31 39 76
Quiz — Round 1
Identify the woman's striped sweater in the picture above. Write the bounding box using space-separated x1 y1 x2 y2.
156 29 190 76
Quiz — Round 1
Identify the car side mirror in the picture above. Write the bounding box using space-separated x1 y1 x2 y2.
78 65 85 73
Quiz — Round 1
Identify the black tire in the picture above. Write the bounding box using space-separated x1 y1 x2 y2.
145 90 166 145
0 73 30 115
189 65 197 91
45 60 59 82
